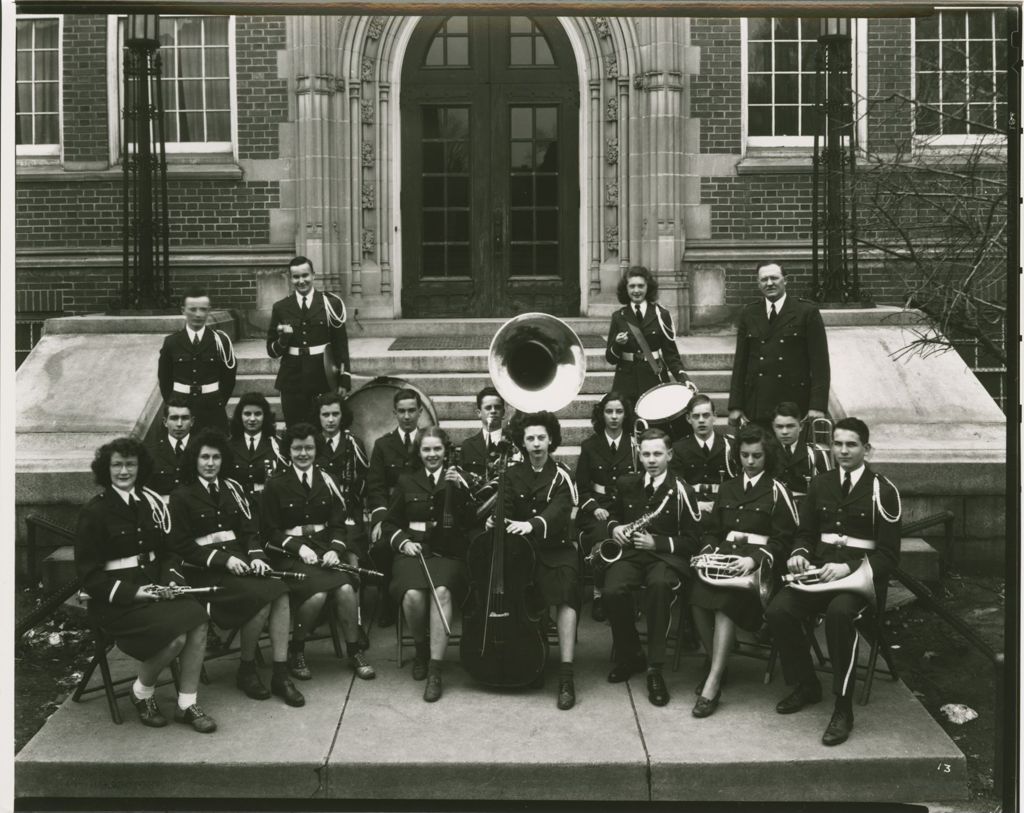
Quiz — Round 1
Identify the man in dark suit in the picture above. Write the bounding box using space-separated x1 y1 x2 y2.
728 262 830 430
144 396 196 500
157 288 236 434
457 386 512 513
770 401 833 499
669 394 738 516
267 256 351 427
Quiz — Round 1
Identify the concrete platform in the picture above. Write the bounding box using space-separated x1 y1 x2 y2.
16 610 967 802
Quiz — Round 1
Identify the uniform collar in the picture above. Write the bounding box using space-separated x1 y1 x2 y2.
295 289 316 308
244 431 262 448
168 433 190 449
765 293 787 315
200 477 220 494
186 326 206 344
694 432 716 451
605 431 624 449
645 470 667 491
744 471 765 490
112 485 138 505
840 464 866 490
630 301 648 318
292 464 314 482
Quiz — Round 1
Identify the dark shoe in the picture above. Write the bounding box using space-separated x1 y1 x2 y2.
411 656 428 681
822 707 854 746
692 689 721 718
423 672 443 702
349 651 376 680
288 650 312 681
695 667 728 696
271 677 306 707
378 603 397 628
174 703 217 734
775 681 823 714
357 626 371 652
131 694 167 728
647 671 670 706
607 654 646 683
590 596 606 623
236 667 271 700
557 678 576 710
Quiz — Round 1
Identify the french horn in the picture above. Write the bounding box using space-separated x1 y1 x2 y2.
782 556 876 608
690 552 774 609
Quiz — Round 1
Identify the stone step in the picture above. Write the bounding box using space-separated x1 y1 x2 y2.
15 606 967 802
348 317 614 338
898 537 941 583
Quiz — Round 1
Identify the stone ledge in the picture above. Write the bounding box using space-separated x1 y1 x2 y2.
42 311 235 336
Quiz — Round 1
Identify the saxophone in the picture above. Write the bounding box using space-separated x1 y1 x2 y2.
586 495 671 568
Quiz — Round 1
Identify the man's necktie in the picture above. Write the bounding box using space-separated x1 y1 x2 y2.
404 432 412 454
192 333 200 349
248 436 256 454
209 481 218 501
302 472 311 492
329 437 337 454
645 480 654 498
842 471 852 498
175 440 184 458
768 303 777 324
128 493 137 510
301 296 309 317
610 440 617 454
634 304 643 322
745 479 752 493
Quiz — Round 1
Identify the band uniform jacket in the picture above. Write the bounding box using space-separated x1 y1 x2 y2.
606 473 702 575
259 467 350 559
157 327 236 406
459 430 495 482
318 431 369 512
728 297 831 421
168 478 267 573
575 433 637 531
228 433 286 500
366 429 418 527
604 303 688 401
502 459 577 565
773 439 831 498
76 488 181 608
382 468 476 559
698 474 799 574
670 431 738 497
144 435 194 498
266 290 351 393
792 465 901 589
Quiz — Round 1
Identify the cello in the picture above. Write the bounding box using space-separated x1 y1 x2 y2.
459 313 587 689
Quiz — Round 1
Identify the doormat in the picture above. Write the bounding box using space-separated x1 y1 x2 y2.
388 335 605 351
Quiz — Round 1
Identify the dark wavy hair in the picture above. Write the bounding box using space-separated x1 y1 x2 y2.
289 255 314 273
590 390 635 435
280 422 324 461
616 265 659 305
163 394 193 419
230 392 278 440
315 391 354 431
475 385 503 409
771 400 803 421
182 429 234 483
737 424 776 474
414 425 451 455
834 416 869 445
91 437 153 488
511 411 562 454
393 388 423 409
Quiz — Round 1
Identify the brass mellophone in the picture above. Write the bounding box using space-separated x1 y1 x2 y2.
782 557 876 607
152 585 222 601
690 552 773 609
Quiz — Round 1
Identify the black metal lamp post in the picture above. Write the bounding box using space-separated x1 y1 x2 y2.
810 17 871 307
119 13 172 311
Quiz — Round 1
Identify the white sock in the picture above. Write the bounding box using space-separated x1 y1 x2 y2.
177 691 197 710
132 678 155 700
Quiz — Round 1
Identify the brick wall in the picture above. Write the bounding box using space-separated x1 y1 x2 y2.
866 18 914 156
63 15 109 164
701 175 814 240
690 17 742 154
236 16 288 160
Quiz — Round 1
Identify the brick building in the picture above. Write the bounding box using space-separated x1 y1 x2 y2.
15 10 1010 381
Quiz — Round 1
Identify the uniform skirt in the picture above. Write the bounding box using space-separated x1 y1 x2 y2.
390 553 468 604
689 578 764 632
182 566 289 629
92 598 208 662
533 545 582 611
266 552 354 602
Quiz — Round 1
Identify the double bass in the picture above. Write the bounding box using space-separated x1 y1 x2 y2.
459 314 587 689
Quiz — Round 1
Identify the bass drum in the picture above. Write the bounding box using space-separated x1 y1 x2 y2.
634 381 697 442
346 376 439 453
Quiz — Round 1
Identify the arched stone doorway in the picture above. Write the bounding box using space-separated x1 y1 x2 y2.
399 16 580 317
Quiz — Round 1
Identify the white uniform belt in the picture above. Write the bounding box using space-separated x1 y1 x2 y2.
621 349 662 362
409 521 437 532
285 523 326 536
286 343 328 356
592 483 608 495
694 483 720 495
726 530 769 546
172 381 219 395
195 529 237 547
821 533 875 551
104 552 156 571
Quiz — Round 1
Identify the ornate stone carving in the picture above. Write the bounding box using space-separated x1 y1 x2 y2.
606 97 618 122
367 16 386 40
361 181 375 210
604 224 619 254
606 135 618 165
633 74 644 91
606 53 618 80
361 142 375 168
594 17 611 38
605 180 619 207
306 222 323 237
360 98 374 123
361 228 376 255
361 56 374 83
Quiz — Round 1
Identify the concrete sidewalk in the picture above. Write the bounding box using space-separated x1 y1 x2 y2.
16 611 967 803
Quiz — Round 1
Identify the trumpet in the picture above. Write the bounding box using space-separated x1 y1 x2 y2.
586 495 670 567
151 585 222 601
690 553 773 609
782 557 875 608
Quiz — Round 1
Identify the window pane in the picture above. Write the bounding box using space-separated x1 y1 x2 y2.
800 74 817 104
16 52 31 79
916 104 940 134
448 245 470 276
971 72 994 98
775 106 799 135
179 109 204 141
423 178 444 207
536 211 558 241
177 79 204 109
446 142 468 172
422 107 441 138
16 115 32 144
916 41 939 70
966 11 992 39
35 82 58 112
204 17 228 42
34 51 57 81
535 37 553 65
206 79 230 109
424 210 444 236
536 142 557 170
447 37 468 65
511 176 532 205
34 19 58 49
748 73 770 104
968 102 993 130
423 142 444 172
536 107 557 138
422 245 445 277
942 11 966 41
748 42 771 73
16 83 32 113
775 75 798 104
944 73 967 103
447 177 469 206
774 18 798 39
447 107 469 134
446 16 468 34
749 106 771 136
968 41 992 73
510 142 532 170
536 176 558 206
775 43 798 72
801 42 819 71
510 246 532 275
511 107 532 139
447 210 469 241
206 47 229 76
943 104 967 134
177 18 203 46
510 17 532 33
510 37 532 65
425 38 444 66
206 111 230 140
944 45 966 73
16 21 32 49
535 246 558 275
178 49 203 78
748 18 771 40
510 210 533 241
915 14 939 39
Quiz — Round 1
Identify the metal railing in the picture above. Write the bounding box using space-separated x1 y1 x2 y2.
17 515 82 641
900 509 956 565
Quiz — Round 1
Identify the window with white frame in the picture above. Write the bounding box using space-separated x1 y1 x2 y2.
15 16 61 156
111 15 236 156
743 17 866 149
914 9 1007 140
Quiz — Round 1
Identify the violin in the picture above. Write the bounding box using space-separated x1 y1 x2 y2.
459 439 547 689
